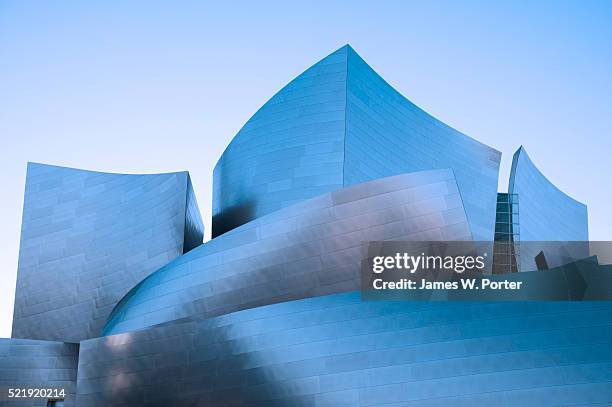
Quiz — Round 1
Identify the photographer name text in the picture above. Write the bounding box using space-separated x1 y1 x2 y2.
372 278 523 290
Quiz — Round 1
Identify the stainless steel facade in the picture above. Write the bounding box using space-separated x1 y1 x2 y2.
212 46 348 237
0 339 79 407
509 147 589 270
12 163 204 342
104 170 471 335
213 45 501 241
79 293 612 406
2 46 606 407
343 47 501 242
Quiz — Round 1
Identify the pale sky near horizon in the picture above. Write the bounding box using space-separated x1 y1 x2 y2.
1 0 611 338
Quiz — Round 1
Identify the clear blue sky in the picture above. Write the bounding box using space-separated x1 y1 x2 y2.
1 0 611 337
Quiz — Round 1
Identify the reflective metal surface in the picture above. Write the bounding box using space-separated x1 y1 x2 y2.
4 46 605 407
12 163 203 342
213 45 501 241
509 147 589 270
0 339 79 407
212 46 347 237
105 169 471 335
343 46 501 242
80 293 612 406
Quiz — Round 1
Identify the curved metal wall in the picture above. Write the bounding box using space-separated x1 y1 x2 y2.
212 46 348 237
12 163 204 343
212 45 501 241
0 339 79 407
6 47 603 407
79 293 612 406
509 147 589 270
343 47 501 241
104 169 472 335
183 176 205 253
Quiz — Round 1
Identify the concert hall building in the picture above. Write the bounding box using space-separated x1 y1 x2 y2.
1 45 609 407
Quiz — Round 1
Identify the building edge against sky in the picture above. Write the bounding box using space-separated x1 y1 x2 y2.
212 45 501 242
11 163 204 343
508 146 589 271
1 45 609 407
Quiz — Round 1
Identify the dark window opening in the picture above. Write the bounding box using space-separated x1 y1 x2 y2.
535 251 549 271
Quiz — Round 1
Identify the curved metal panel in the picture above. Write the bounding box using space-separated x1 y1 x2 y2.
344 47 501 241
212 45 501 240
79 293 612 406
0 339 79 407
509 147 589 270
104 169 472 335
12 163 204 342
183 175 205 253
212 46 348 237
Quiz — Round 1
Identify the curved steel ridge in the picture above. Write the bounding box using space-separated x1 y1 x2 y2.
212 44 501 241
104 169 472 335
83 292 612 407
508 146 588 271
509 146 587 209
